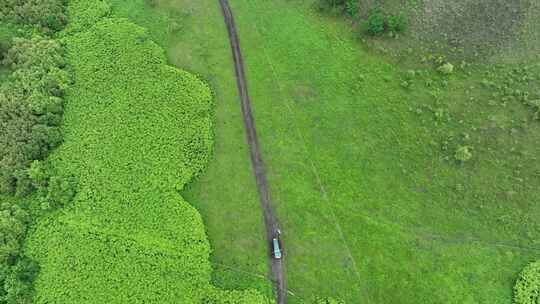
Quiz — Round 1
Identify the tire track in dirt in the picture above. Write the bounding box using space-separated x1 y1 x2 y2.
217 0 286 303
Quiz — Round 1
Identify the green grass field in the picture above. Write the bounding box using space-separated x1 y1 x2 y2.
116 0 540 303
231 1 540 302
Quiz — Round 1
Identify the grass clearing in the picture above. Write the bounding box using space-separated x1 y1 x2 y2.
228 0 540 302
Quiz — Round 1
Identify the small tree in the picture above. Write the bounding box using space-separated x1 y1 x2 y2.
28 160 48 188
387 12 407 33
345 0 359 18
366 9 385 36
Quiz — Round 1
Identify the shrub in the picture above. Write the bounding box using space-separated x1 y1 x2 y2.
526 100 540 120
43 174 77 209
438 63 455 75
0 36 68 196
387 12 407 33
315 0 346 12
322 0 346 7
514 261 540 304
363 9 408 36
366 9 385 36
0 40 11 62
454 146 473 162
1 257 39 304
345 0 359 18
315 297 346 304
0 200 42 304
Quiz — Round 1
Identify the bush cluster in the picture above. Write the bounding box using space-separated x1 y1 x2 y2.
0 36 69 196
366 9 407 36
316 0 358 17
0 165 75 303
514 261 540 304
454 145 473 162
0 201 34 303
315 297 346 304
0 0 68 34
0 41 10 62
0 2 71 303
0 163 76 304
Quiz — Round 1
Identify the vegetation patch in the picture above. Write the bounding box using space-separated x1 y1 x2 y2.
24 0 268 302
0 37 69 195
0 0 68 34
0 1 73 302
514 261 540 304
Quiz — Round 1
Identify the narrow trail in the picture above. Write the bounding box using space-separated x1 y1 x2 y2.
217 0 286 303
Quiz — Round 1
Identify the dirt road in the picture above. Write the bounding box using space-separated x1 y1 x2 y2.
217 0 286 303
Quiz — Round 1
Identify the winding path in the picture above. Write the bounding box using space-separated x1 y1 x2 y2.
217 0 287 303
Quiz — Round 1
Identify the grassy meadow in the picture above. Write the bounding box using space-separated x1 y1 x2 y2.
231 1 540 302
116 0 540 303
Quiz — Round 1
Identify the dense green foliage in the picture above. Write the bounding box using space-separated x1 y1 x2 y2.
365 9 407 36
385 12 406 34
316 1 407 36
63 0 110 34
0 37 69 196
0 2 72 302
366 9 385 35
0 0 67 34
0 165 74 303
0 200 35 303
25 0 268 302
514 262 540 304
